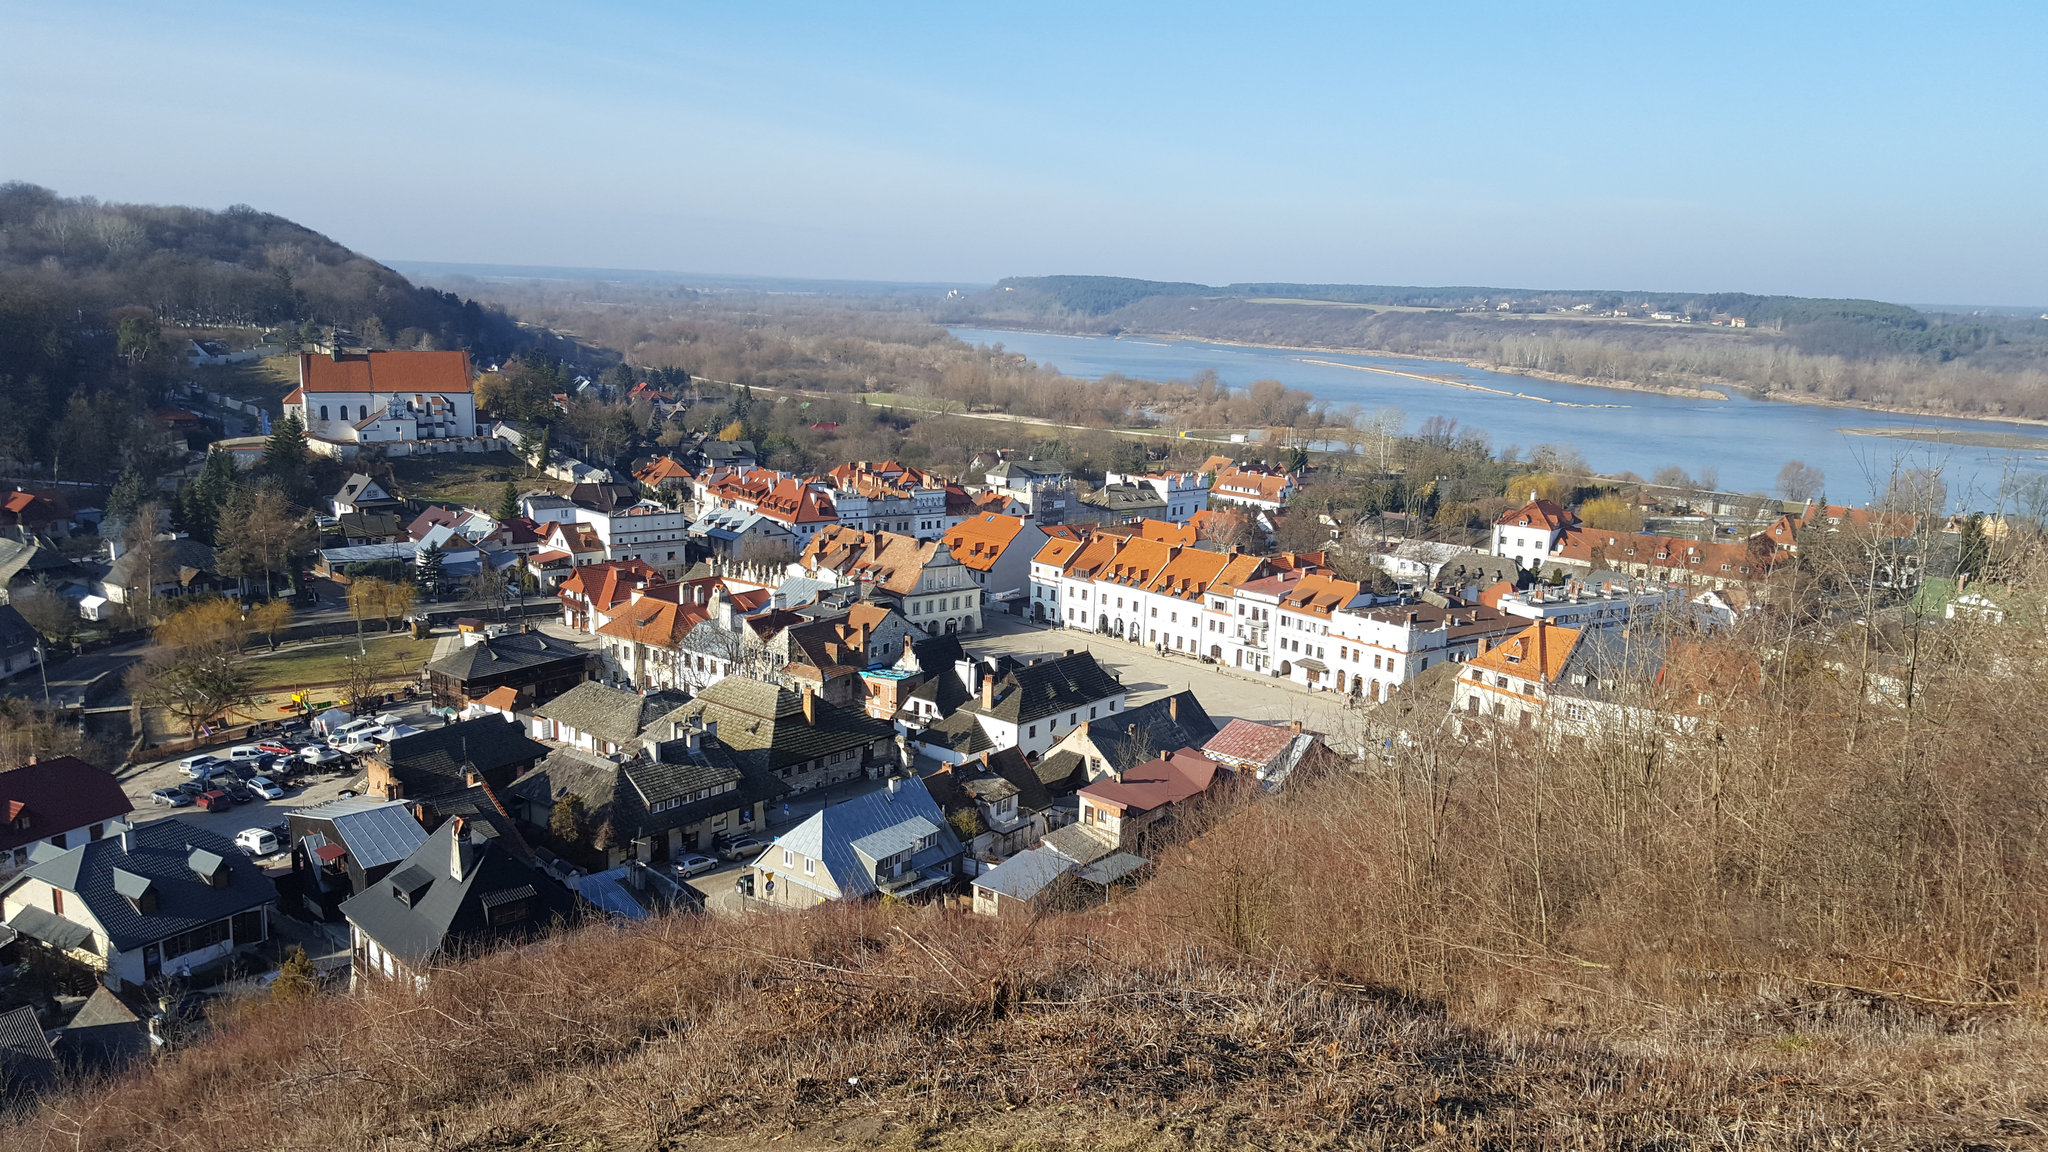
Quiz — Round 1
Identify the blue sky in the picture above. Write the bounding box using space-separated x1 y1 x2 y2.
6 1 2045 303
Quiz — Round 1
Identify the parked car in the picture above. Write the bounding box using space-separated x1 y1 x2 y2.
300 746 347 768
226 745 268 762
247 776 285 800
256 743 294 758
673 854 721 878
176 780 209 797
179 755 227 779
328 719 379 747
149 788 194 807
333 738 376 756
721 836 765 862
196 789 233 812
235 828 281 857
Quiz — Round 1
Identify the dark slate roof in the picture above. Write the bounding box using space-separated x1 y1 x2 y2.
0 604 37 659
383 717 551 792
425 632 590 683
650 678 894 774
0 1004 55 1094
0 757 134 854
422 784 534 861
340 819 580 966
566 482 641 514
510 744 785 846
6 820 274 953
104 537 215 588
1095 692 1218 774
1031 750 1088 795
915 708 993 755
51 986 147 1072
969 652 1123 725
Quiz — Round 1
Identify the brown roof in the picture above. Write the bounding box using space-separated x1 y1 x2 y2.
298 350 472 395
476 686 522 712
1202 719 1299 769
557 560 662 613
0 758 134 853
1079 749 1217 815
634 457 691 485
1096 538 1176 589
1496 497 1575 532
1556 530 1781 581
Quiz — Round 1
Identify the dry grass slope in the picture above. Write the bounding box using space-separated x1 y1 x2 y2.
8 905 2047 1151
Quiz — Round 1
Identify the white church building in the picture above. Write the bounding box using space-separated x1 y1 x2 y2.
283 350 480 445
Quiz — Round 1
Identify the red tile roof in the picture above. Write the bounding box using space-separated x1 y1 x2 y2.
941 513 1030 572
298 350 472 395
1202 719 1298 769
1496 497 1576 532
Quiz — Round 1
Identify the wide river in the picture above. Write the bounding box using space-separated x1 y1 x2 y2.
949 327 2048 506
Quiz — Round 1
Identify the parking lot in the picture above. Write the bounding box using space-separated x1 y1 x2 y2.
113 697 452 866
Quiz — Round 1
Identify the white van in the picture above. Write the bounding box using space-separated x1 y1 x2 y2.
235 828 281 857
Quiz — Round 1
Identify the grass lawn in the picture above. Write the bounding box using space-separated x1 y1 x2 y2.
383 454 565 511
190 355 300 408
242 632 437 694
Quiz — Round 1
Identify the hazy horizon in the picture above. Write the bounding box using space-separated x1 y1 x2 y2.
9 2 2047 305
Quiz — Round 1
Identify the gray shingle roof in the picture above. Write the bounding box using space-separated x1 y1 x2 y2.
533 683 688 747
425 632 590 683
973 846 1074 900
1040 823 1117 866
766 777 961 900
4 820 275 953
1094 692 1218 773
650 678 894 774
340 820 580 966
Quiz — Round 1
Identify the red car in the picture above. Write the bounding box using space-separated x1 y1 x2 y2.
196 789 233 812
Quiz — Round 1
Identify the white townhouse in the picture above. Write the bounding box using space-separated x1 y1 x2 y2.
1492 495 1577 571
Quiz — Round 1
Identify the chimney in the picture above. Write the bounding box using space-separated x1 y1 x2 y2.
981 676 995 710
1168 695 1178 722
465 770 483 788
801 687 817 724
411 801 438 828
1476 636 1490 656
979 751 991 769
448 816 469 880
886 776 901 796
1064 648 1074 657
1290 719 1303 733
119 827 135 854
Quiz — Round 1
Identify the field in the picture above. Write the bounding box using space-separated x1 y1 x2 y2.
381 453 563 510
188 354 299 408
240 632 436 694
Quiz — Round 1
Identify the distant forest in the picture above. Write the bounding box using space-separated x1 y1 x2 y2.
0 183 530 483
940 276 2048 420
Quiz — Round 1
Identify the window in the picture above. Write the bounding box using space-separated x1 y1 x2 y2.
783 849 793 867
1089 706 1097 719
319 405 330 421
804 857 815 875
358 404 368 421
51 889 62 915
1028 725 1037 737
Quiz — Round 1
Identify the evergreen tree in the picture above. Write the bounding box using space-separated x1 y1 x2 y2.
414 543 444 594
105 469 148 527
1958 513 1990 580
264 412 308 477
496 480 521 521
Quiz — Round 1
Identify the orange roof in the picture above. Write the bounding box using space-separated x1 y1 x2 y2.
1206 552 1271 595
941 513 1029 572
1145 547 1231 602
476 686 522 712
1134 519 1197 546
1033 535 1087 569
298 350 472 395
1467 620 1580 685
1496 497 1575 532
1211 464 1292 502
597 596 708 648
635 456 691 485
558 560 661 610
1275 572 1364 618
1097 539 1176 588
753 478 838 524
